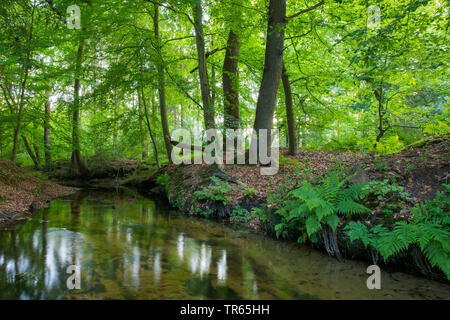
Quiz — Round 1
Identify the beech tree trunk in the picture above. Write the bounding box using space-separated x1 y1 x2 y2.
223 29 240 130
43 90 52 167
252 0 286 156
11 5 35 163
71 37 89 176
140 88 160 168
193 0 215 129
22 135 40 169
281 62 297 155
153 4 173 162
138 95 148 159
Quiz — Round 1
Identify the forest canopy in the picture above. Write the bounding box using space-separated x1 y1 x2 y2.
0 0 448 169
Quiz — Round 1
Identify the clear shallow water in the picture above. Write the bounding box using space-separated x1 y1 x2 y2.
0 188 448 300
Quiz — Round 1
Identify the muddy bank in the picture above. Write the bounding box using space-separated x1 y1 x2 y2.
0 159 77 227
126 137 449 281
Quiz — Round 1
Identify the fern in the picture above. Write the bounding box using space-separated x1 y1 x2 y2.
345 184 450 278
193 176 233 205
275 172 370 242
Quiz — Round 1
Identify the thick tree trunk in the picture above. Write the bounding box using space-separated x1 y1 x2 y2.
193 0 215 130
71 38 88 176
223 29 241 130
281 62 297 155
252 0 286 156
153 4 172 162
43 90 52 167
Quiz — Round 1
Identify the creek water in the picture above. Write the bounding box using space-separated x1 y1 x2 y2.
0 188 448 300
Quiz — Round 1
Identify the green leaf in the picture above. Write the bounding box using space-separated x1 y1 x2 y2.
305 216 322 238
325 214 340 231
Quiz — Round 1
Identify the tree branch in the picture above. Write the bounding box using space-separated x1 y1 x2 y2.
189 47 226 73
287 1 325 20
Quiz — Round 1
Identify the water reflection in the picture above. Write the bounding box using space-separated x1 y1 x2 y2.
217 250 227 284
0 188 448 300
177 233 184 261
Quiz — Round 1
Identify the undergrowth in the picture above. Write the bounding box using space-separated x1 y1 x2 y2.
193 176 233 206
273 171 370 243
346 184 450 278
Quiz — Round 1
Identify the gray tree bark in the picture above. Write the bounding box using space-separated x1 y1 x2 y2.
223 29 241 130
281 62 297 155
193 0 215 129
153 4 173 162
43 90 52 167
252 0 286 159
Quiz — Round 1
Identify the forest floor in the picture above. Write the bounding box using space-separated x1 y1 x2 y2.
0 159 77 227
148 134 449 225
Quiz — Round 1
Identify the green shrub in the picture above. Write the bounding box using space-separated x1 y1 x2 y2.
231 205 251 223
252 207 267 223
361 178 411 202
193 176 233 205
155 172 170 186
237 181 258 198
345 184 450 278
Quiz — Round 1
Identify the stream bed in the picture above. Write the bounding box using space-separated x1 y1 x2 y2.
0 188 449 300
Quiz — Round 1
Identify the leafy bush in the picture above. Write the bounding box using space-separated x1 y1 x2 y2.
376 136 405 155
237 181 258 198
193 176 233 205
231 205 251 223
275 172 370 242
155 172 170 186
361 178 411 202
252 207 267 223
345 184 450 278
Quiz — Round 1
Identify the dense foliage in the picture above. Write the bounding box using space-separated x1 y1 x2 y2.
0 0 448 168
346 184 450 278
274 172 370 242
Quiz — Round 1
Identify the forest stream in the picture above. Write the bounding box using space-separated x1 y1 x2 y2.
0 187 449 300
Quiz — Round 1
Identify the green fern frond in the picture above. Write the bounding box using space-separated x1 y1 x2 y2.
423 241 450 279
305 216 321 237
336 200 371 216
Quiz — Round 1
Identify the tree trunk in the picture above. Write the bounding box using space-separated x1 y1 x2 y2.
12 106 24 163
281 62 297 155
153 4 173 162
193 0 215 130
32 120 41 168
252 0 286 157
71 37 88 176
138 94 148 159
223 29 240 130
140 88 160 168
11 5 35 163
21 135 40 169
43 90 52 167
373 87 387 150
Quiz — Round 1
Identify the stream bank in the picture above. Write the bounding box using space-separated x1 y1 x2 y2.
0 159 77 227
126 136 449 282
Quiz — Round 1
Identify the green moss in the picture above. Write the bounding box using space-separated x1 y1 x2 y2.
279 153 302 166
